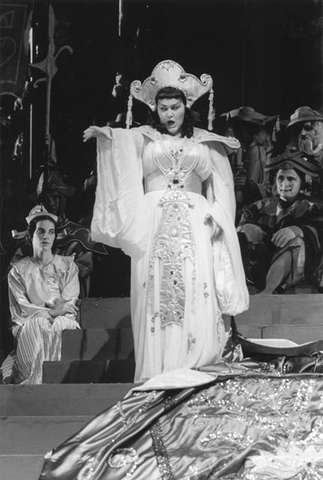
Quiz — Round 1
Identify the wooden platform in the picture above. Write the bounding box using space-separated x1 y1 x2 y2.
41 294 323 383
1 298 135 478
43 297 134 384
2 294 323 478
0 383 134 480
236 293 323 344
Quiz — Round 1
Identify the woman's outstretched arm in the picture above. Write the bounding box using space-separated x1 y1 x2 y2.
83 125 112 142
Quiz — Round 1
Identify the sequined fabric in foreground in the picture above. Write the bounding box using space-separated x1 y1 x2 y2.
39 371 323 479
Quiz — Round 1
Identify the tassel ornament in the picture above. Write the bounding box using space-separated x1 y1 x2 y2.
207 88 214 131
126 93 133 130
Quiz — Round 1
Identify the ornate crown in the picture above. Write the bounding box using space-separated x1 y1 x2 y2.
127 60 214 130
130 60 213 110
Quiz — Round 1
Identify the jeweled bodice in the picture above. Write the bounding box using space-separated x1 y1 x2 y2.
142 134 212 194
146 135 213 329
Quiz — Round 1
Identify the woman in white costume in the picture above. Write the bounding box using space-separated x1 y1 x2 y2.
2 205 80 384
83 60 249 383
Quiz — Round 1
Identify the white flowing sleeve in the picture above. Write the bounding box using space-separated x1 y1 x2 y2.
91 127 148 258
207 141 249 316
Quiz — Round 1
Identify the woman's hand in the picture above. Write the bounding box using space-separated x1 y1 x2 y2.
83 126 108 142
204 213 221 241
49 299 78 321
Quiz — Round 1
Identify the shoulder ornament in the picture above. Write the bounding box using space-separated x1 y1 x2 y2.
193 127 240 150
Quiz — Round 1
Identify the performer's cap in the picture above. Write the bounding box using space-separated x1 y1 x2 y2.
26 205 58 224
265 149 322 177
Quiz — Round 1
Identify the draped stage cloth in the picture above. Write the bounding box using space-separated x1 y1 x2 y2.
39 335 323 480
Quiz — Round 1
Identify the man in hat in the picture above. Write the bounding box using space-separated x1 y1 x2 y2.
286 106 323 198
287 106 323 160
227 106 277 208
237 150 323 293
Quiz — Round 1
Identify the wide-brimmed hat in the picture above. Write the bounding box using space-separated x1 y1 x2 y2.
265 149 321 177
287 106 323 128
26 205 58 225
222 106 277 125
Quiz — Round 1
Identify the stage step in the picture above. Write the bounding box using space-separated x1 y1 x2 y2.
78 293 323 333
2 293 323 479
5 295 320 384
43 359 135 383
0 383 135 416
61 327 134 360
0 454 45 480
0 383 135 480
41 294 323 383
236 293 323 343
80 297 131 328
40 298 134 384
0 415 94 454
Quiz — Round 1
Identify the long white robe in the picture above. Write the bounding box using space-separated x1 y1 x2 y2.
91 126 249 382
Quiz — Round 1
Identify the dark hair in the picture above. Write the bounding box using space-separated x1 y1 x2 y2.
147 87 196 138
27 215 58 251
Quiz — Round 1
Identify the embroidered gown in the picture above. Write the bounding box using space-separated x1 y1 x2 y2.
5 255 80 384
91 126 249 382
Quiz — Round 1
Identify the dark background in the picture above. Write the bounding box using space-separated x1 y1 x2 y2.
23 0 323 185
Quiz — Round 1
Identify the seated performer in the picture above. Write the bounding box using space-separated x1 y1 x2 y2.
1 205 80 384
83 60 249 383
238 150 323 293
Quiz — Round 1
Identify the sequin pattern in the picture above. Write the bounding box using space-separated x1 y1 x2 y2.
150 420 175 480
40 372 323 479
183 376 323 479
108 448 139 479
149 137 198 328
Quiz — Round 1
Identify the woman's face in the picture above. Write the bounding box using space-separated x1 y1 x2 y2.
156 97 185 136
32 219 56 253
276 168 302 202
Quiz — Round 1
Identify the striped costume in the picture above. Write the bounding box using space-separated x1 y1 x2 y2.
4 254 79 384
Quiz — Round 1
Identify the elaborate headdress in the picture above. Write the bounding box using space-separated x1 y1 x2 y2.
126 60 214 130
26 205 58 224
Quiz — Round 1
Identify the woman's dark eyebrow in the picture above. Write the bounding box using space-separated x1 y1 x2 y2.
159 101 181 107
